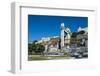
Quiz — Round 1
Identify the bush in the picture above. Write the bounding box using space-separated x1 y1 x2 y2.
28 42 45 55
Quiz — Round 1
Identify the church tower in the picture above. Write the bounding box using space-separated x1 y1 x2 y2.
61 23 65 49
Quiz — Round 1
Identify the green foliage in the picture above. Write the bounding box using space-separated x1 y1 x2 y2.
28 43 33 55
34 44 45 54
78 30 85 34
71 32 78 38
71 31 85 38
28 41 45 55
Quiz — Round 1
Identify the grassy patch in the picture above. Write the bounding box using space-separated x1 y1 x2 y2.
28 55 70 61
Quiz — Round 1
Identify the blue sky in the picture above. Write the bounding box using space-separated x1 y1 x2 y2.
28 15 88 42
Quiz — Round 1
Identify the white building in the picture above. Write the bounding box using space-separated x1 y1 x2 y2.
36 36 59 44
78 26 88 34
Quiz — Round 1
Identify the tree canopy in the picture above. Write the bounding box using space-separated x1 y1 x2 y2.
28 40 45 55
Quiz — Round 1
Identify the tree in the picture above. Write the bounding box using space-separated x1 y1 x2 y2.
71 32 78 38
28 43 33 55
37 44 45 53
78 30 85 34
28 40 45 55
34 44 45 54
